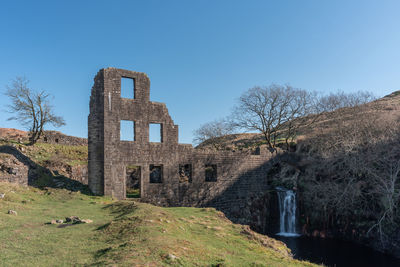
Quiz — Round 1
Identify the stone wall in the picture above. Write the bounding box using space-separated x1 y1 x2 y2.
67 165 88 185
41 131 87 146
0 128 87 147
88 68 274 229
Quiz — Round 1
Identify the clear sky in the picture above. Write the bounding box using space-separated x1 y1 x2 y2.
0 0 399 144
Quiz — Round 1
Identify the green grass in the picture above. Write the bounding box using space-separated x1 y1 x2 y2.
126 188 140 198
27 142 88 166
0 183 112 266
0 182 320 267
0 140 88 167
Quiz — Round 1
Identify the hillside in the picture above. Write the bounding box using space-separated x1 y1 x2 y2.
196 90 400 151
0 128 28 140
0 134 88 189
0 182 318 266
0 128 87 146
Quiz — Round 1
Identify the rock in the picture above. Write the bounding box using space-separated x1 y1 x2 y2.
51 219 63 224
166 254 177 261
0 193 5 199
8 210 17 215
65 217 93 224
7 168 17 175
66 216 80 223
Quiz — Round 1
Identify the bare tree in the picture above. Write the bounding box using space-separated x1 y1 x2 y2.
300 108 400 250
317 90 375 113
232 84 316 152
5 77 66 145
193 118 234 149
281 90 319 149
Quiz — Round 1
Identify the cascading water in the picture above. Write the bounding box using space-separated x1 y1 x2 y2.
273 189 400 266
276 187 300 237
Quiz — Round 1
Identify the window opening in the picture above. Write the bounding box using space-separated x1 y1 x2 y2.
179 164 192 183
149 164 163 183
205 164 217 182
121 77 135 99
149 123 162 143
252 147 261 155
120 120 135 141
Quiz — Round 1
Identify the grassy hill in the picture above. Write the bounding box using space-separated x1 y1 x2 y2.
0 137 88 191
0 182 318 266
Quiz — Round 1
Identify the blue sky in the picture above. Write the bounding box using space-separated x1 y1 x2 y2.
0 0 399 144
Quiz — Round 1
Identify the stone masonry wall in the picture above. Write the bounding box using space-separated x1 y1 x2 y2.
88 68 273 228
41 131 87 146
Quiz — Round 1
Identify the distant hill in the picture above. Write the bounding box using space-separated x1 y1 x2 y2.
0 128 87 146
0 128 28 140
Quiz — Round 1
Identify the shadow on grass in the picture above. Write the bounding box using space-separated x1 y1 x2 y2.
94 203 141 264
102 201 138 219
96 222 111 231
0 145 91 195
95 247 112 257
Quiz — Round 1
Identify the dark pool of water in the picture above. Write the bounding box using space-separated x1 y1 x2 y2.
274 235 400 267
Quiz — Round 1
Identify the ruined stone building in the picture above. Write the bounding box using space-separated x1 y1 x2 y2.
88 68 274 229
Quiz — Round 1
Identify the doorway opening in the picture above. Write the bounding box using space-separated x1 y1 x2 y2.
126 165 141 198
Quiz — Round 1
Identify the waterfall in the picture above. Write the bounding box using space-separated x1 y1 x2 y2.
276 187 300 237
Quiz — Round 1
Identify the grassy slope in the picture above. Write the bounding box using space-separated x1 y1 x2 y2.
0 139 88 166
0 182 319 267
24 142 88 166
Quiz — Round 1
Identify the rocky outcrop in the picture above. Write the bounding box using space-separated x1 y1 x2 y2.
0 153 29 185
0 144 89 192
